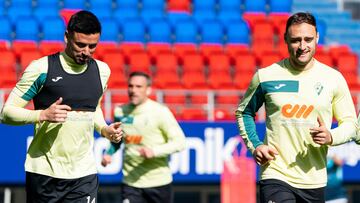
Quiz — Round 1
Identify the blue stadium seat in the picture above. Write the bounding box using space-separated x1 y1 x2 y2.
225 19 250 44
148 18 171 43
0 0 5 7
141 8 165 27
15 17 40 41
292 1 337 14
114 8 138 25
217 10 242 26
200 19 224 44
90 7 113 20
36 0 59 8
33 7 60 22
316 19 327 45
116 0 139 9
193 9 216 25
10 0 32 7
41 17 65 41
0 6 5 16
88 0 113 9
174 19 198 43
269 0 292 13
244 0 266 12
121 18 145 43
167 11 191 30
219 0 242 10
63 0 86 9
0 16 12 41
314 12 352 24
100 18 119 42
7 6 32 23
193 0 216 10
142 0 164 10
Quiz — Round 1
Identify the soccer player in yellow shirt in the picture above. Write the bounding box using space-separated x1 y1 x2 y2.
236 12 358 202
102 71 186 203
0 10 123 202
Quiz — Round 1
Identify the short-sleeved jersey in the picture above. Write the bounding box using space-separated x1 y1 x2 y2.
236 58 357 189
107 99 186 188
9 52 110 179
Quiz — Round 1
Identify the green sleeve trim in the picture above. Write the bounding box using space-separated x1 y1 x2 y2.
114 115 121 122
21 73 47 101
106 141 121 155
243 84 265 148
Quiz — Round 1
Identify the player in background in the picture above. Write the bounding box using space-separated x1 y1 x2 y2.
101 71 186 203
325 147 348 203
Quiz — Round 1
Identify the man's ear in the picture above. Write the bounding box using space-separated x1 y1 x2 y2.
316 32 319 44
146 87 152 96
64 31 69 44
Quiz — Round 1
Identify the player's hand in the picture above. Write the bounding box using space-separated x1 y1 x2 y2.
102 122 123 143
39 97 71 123
310 117 332 145
138 147 154 159
253 145 278 165
101 154 112 167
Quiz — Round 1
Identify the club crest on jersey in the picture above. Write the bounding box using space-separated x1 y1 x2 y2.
314 82 323 95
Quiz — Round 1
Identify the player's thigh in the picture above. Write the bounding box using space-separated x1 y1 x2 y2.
259 179 296 203
121 184 146 203
26 172 59 203
143 184 173 203
260 179 325 203
297 187 325 203
62 174 99 203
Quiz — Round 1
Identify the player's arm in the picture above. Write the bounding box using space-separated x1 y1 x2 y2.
101 132 122 167
94 62 123 143
101 139 122 167
1 92 42 124
0 58 63 124
235 72 278 165
235 71 265 153
94 60 111 134
145 106 186 158
0 60 43 125
100 105 122 167
330 73 358 145
94 97 122 143
357 115 360 144
94 97 108 134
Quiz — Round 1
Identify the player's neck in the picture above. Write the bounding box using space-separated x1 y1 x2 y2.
289 58 315 72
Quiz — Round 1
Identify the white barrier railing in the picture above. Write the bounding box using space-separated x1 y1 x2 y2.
102 89 244 122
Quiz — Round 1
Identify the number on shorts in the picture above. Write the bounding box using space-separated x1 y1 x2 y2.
86 196 96 203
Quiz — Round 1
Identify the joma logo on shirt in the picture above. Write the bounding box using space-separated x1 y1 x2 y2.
274 83 286 89
51 76 63 82
281 104 314 119
125 135 142 144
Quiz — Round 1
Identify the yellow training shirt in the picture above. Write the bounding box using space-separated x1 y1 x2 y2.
236 58 357 189
1 52 110 179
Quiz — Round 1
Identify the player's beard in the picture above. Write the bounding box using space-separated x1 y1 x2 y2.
291 48 314 68
75 54 90 65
